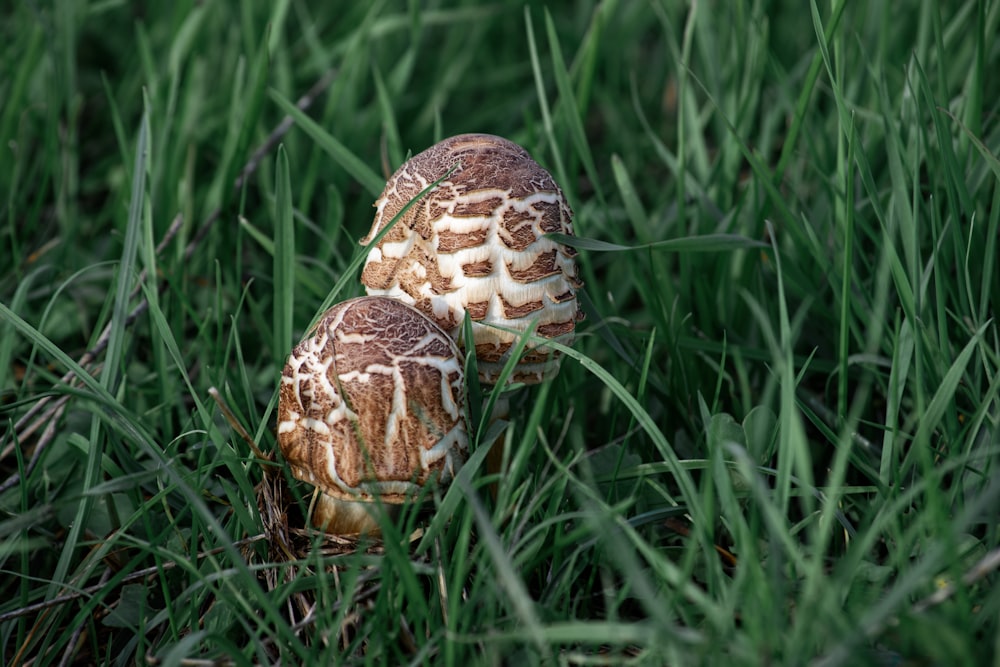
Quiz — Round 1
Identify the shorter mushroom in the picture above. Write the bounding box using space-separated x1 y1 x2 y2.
277 296 468 534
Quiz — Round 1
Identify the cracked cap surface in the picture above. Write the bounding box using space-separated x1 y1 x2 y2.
277 296 467 505
360 133 584 385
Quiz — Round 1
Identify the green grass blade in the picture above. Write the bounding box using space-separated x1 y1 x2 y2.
270 90 384 198
273 145 294 361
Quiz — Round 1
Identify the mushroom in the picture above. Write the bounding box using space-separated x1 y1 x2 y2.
277 296 467 534
360 133 583 386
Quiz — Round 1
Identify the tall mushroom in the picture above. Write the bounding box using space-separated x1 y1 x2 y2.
277 296 467 534
360 133 583 386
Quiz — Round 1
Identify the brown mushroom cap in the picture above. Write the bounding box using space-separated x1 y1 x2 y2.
360 133 583 385
277 296 467 533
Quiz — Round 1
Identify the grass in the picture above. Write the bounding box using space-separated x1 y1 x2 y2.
1 0 999 664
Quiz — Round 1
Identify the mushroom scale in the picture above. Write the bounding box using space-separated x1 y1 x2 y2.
360 133 584 385
277 296 467 534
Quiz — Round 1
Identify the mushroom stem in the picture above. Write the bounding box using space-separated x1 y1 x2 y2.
311 492 400 535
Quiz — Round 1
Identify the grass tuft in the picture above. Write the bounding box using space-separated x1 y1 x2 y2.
1 1 998 665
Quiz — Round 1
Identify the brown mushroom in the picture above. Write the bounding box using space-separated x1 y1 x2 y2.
277 296 467 534
360 133 583 386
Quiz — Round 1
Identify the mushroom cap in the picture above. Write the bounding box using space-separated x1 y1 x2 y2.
277 296 467 506
360 133 583 385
